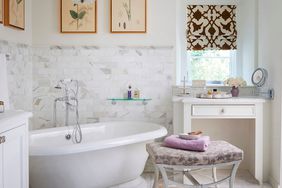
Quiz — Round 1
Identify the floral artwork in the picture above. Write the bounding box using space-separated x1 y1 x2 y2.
61 0 97 33
0 0 2 23
111 0 146 33
5 0 25 29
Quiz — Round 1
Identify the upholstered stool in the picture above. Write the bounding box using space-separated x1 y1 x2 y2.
146 141 243 188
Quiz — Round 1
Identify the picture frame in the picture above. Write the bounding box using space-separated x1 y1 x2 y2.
0 0 3 24
110 0 147 33
4 0 25 30
60 0 97 33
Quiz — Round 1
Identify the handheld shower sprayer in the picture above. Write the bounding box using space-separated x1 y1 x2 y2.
53 79 82 144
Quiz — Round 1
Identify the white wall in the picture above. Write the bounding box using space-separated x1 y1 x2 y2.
237 0 258 83
0 0 32 44
32 0 176 46
258 0 282 187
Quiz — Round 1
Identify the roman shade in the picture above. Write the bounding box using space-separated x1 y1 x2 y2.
187 5 237 51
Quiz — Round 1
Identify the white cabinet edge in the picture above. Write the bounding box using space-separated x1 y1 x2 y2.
0 111 32 133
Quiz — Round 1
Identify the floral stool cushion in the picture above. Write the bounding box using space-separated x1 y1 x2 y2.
146 141 243 166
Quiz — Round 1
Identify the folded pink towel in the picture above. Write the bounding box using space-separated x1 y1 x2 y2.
164 135 210 152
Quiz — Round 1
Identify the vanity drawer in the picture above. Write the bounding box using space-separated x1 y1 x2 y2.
192 105 255 117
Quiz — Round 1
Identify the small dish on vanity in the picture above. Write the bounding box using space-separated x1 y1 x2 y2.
198 90 232 99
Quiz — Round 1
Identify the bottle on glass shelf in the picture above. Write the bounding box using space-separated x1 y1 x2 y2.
134 88 140 99
127 85 132 99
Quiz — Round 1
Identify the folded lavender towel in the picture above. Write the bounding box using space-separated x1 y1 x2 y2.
164 135 210 152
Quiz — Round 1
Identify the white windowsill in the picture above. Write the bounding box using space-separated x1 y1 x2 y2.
173 85 256 88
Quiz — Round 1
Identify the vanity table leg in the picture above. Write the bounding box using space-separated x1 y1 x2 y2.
183 104 192 133
255 103 263 184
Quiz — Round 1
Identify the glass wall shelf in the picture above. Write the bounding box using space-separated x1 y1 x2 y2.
107 98 152 105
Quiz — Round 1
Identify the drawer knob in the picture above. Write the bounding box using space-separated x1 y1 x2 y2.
0 136 6 144
221 109 225 113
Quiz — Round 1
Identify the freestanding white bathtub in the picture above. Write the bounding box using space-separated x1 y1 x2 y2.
29 121 167 188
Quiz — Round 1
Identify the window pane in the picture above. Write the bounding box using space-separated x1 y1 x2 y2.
188 50 233 82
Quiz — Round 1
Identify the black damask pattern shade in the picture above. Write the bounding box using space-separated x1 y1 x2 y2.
187 5 237 51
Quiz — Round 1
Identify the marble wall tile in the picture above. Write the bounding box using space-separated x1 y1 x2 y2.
32 46 175 132
0 41 174 132
0 40 32 112
1 40 257 133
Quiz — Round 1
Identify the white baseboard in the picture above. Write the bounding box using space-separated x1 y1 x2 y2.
269 176 280 188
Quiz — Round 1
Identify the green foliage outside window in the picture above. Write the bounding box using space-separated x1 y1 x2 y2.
189 50 232 82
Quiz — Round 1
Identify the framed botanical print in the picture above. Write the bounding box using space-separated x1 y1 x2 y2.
110 0 147 33
4 0 25 29
0 0 3 23
61 0 97 33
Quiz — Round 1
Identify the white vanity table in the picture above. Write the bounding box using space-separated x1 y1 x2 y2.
0 111 32 188
173 97 266 184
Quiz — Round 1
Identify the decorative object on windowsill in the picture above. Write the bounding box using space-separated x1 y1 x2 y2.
110 0 147 33
4 0 25 30
252 68 274 99
192 80 206 88
61 0 97 33
224 77 247 97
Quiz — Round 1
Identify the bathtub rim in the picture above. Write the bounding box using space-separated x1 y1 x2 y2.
29 121 167 156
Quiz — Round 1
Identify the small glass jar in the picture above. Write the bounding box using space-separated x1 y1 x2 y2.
134 89 140 99
0 101 4 113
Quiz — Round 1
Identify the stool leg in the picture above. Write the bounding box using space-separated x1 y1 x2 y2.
229 162 240 188
212 167 219 188
153 165 159 188
158 165 170 188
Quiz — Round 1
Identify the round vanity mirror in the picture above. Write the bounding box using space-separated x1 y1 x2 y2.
251 68 268 87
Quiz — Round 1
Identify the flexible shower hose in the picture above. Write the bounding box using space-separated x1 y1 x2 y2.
71 80 82 144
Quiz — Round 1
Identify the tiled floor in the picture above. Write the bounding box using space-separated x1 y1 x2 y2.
142 170 272 188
